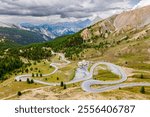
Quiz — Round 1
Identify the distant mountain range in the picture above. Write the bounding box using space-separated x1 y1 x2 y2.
0 21 20 29
20 19 91 40
0 21 51 45
0 19 91 45
0 27 48 45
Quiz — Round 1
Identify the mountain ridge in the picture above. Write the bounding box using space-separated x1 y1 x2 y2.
81 5 150 41
0 27 49 45
20 19 91 39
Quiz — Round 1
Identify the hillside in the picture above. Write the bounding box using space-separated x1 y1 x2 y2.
32 5 150 72
114 5 150 30
0 5 150 100
2 5 149 67
81 5 150 41
31 6 149 60
0 36 20 48
0 27 49 45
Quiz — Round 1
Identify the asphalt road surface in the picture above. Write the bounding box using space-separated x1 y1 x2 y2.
15 52 150 93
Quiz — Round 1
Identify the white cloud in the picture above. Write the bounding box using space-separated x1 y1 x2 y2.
133 0 150 9
0 15 79 24
0 0 149 24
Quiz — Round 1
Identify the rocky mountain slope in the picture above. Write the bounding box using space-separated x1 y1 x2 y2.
20 19 91 39
114 5 150 30
81 5 150 41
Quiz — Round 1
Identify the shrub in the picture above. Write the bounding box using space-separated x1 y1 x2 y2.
140 74 144 79
17 91 22 96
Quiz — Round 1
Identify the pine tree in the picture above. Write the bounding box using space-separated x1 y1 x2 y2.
64 84 67 89
30 79 34 84
30 67 33 71
36 73 38 77
140 86 145 94
60 81 64 87
140 74 144 79
32 73 34 77
27 78 31 84
25 69 29 73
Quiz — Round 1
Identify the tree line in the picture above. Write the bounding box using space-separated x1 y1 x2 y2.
0 56 23 80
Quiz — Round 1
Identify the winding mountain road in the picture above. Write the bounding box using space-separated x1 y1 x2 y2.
81 62 150 93
15 51 69 85
15 51 150 93
81 82 150 93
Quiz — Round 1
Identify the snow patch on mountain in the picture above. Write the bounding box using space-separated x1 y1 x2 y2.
20 19 91 40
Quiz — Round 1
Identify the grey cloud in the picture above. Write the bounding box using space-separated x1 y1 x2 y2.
60 11 92 18
0 0 135 18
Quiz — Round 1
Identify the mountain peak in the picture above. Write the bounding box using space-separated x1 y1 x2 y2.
20 19 91 39
91 16 103 25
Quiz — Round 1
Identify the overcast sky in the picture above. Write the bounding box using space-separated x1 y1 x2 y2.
0 0 149 24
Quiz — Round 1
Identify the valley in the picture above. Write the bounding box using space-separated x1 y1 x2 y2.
0 5 150 100
1 43 150 100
